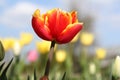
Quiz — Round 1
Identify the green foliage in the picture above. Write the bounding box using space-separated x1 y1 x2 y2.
0 58 13 80
61 72 66 80
0 41 5 61
0 40 117 80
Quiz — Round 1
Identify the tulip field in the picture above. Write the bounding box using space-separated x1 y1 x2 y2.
0 8 119 80
0 31 119 80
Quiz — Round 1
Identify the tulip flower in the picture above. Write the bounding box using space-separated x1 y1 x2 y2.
20 32 33 46
96 48 106 60
27 50 38 63
36 40 50 54
2 38 15 51
55 50 66 63
89 62 96 75
32 8 83 44
71 33 80 43
112 56 120 78
80 32 94 46
12 40 21 56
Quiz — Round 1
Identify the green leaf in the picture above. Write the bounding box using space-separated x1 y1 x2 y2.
27 75 30 80
0 41 5 61
3 58 13 74
34 69 37 80
0 58 13 80
0 62 5 72
62 72 66 80
0 74 7 80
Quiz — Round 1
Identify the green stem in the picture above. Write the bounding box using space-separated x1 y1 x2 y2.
44 41 56 77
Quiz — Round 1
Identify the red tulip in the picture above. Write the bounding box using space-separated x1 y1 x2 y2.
32 8 83 44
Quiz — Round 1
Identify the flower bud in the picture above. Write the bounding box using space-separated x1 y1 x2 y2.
89 62 96 75
112 56 120 78
12 40 21 56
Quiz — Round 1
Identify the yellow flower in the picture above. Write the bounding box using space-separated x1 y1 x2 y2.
12 40 21 56
36 40 51 54
80 32 94 46
20 32 33 46
96 48 106 59
112 56 120 77
1 38 15 51
71 33 80 43
55 50 66 63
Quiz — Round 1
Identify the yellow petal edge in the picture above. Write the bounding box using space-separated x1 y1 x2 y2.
33 9 40 17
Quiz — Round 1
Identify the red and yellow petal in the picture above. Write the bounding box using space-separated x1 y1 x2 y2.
46 9 58 38
32 16 52 41
46 8 72 38
33 9 40 17
55 11 72 35
71 11 78 23
56 23 83 44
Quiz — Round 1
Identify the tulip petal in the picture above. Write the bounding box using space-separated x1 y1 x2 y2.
57 23 83 44
46 9 57 38
47 8 72 38
56 11 72 35
71 11 78 23
32 17 52 41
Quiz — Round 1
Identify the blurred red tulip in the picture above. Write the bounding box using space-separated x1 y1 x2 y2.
32 8 83 44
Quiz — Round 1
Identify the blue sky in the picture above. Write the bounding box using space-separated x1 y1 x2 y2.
0 0 63 38
0 0 120 48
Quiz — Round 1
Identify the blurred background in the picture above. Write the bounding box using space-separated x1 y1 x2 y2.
0 0 120 80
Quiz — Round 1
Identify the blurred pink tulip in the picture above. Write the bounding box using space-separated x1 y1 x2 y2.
27 50 38 62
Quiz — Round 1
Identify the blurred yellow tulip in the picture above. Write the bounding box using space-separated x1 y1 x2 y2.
112 56 120 78
71 33 80 43
1 38 16 51
96 48 106 60
20 32 33 46
12 40 21 56
80 32 94 46
55 50 66 63
36 40 51 54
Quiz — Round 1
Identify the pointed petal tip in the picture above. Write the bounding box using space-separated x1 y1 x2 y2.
33 9 40 17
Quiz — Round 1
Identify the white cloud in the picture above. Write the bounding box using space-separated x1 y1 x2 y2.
0 2 48 28
0 0 6 7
